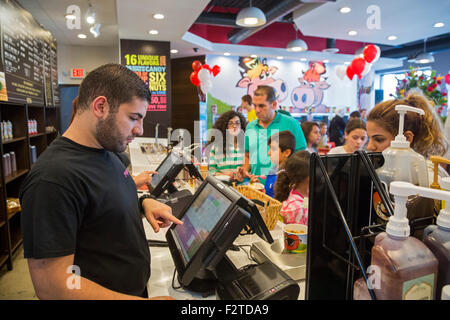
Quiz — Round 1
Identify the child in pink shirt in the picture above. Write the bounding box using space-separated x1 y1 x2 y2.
274 151 310 225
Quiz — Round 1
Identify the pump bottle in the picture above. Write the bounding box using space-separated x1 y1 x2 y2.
355 181 441 300
423 177 450 299
374 105 433 237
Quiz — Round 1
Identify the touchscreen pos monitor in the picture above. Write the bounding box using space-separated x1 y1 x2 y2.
166 175 251 293
149 151 202 197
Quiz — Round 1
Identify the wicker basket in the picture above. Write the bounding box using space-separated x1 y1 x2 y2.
233 185 281 230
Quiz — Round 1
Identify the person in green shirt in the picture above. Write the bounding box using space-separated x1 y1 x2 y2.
238 85 307 184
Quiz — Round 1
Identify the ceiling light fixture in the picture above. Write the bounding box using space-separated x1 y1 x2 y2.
170 49 178 54
323 59 329 63
415 38 435 64
300 58 307 62
149 29 159 35
153 13 165 20
224 52 230 56
287 23 308 52
85 2 95 25
434 22 445 28
250 54 257 58
339 7 351 14
348 30 357 36
344 61 350 65
387 35 397 41
236 0 266 27
90 23 101 38
77 33 87 39
277 56 283 60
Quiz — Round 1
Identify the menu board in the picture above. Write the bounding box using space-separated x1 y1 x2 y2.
0 0 58 106
120 39 171 138
50 38 59 106
0 9 7 102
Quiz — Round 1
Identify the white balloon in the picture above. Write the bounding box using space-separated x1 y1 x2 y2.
200 80 213 94
335 65 347 80
197 68 211 83
361 62 372 77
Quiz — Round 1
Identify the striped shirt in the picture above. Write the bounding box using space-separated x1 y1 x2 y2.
208 144 245 173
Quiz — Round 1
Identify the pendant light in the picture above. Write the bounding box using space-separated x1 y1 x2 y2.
236 0 266 27
415 38 434 64
287 23 308 52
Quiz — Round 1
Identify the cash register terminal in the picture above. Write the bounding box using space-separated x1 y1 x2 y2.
166 175 300 300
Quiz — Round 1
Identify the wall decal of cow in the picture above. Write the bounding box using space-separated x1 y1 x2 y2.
291 61 330 113
236 57 288 102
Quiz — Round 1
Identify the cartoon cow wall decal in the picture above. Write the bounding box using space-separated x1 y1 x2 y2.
236 57 288 102
291 61 330 113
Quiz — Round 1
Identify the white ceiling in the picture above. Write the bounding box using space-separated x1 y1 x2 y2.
18 0 119 46
294 0 450 46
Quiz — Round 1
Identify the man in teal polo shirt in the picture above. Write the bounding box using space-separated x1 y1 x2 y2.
239 85 307 183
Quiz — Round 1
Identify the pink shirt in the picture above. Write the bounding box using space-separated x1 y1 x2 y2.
280 189 308 225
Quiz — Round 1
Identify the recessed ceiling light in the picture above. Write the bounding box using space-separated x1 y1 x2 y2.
344 61 350 65
153 13 165 20
339 7 351 14
348 30 357 36
224 52 230 56
323 59 329 63
434 22 445 28
277 56 283 60
77 33 87 39
250 54 257 58
65 13 76 20
170 49 178 54
300 58 307 61
149 29 159 35
387 35 397 41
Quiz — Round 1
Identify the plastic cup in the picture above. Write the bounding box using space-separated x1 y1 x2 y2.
283 224 307 253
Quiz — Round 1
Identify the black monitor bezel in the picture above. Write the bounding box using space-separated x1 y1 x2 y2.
166 174 250 287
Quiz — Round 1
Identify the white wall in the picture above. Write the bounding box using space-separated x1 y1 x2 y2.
57 44 120 85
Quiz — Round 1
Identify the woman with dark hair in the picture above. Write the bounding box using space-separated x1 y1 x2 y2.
206 110 247 181
301 121 321 153
328 119 367 154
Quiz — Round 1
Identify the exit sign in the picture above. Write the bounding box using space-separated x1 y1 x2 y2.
71 68 85 79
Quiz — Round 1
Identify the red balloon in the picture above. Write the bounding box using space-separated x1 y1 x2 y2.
201 64 212 72
212 65 221 77
346 65 355 80
363 45 380 64
192 60 202 71
445 74 450 85
351 57 366 77
190 71 200 86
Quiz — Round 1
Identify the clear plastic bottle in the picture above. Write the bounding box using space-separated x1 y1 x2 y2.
7 120 12 139
354 181 439 300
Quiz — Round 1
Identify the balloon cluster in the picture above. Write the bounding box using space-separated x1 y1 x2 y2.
189 60 221 94
335 44 381 81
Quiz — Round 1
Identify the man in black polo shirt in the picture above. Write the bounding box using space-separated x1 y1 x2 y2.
19 63 181 299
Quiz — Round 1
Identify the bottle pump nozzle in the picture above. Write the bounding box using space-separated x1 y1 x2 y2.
391 105 425 149
389 181 450 238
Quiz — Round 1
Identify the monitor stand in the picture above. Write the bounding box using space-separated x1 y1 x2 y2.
179 255 239 296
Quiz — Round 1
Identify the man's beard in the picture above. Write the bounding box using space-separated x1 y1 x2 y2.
95 113 128 153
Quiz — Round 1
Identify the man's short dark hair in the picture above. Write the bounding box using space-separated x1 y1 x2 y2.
241 94 252 105
77 63 151 113
350 110 361 118
268 130 296 156
254 85 277 104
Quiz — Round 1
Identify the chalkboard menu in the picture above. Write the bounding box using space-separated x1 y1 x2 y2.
120 39 171 138
0 0 58 106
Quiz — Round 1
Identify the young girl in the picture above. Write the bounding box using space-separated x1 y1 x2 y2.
274 151 311 225
328 119 367 154
301 121 321 153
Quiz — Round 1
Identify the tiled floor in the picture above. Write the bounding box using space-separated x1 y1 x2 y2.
0 246 37 300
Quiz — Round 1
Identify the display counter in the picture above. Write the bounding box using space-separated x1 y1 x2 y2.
143 219 306 300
